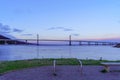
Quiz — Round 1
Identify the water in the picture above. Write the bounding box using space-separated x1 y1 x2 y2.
0 45 120 61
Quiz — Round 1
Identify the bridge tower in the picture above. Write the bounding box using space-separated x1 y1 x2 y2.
69 35 71 46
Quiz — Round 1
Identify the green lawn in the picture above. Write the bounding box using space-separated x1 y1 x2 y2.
0 58 119 74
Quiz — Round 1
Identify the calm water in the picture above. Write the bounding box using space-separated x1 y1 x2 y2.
0 45 120 61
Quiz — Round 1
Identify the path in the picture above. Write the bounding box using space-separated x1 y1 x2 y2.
0 66 120 80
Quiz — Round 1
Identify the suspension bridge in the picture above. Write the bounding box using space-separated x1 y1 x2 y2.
0 39 118 46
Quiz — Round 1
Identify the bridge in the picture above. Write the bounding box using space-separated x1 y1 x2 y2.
0 39 119 46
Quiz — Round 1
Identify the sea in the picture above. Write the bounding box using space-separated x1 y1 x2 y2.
0 45 120 61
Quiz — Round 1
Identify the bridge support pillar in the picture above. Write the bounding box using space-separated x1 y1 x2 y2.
37 34 39 46
69 35 71 46
79 41 82 45
88 42 91 45
4 40 7 45
95 42 98 45
26 40 27 44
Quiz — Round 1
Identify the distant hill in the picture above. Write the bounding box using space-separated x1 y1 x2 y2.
0 34 28 45
0 34 10 39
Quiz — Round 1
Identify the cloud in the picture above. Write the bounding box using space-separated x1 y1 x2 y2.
13 8 32 15
0 23 11 33
13 28 23 33
21 34 33 36
72 33 79 36
0 23 23 33
47 27 73 31
0 22 24 39
64 28 73 31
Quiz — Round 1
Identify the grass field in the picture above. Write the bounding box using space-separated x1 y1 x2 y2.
0 58 119 74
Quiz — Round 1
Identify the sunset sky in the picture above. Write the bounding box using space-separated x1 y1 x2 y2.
0 0 120 41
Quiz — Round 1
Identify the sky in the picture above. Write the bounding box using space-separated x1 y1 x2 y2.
0 0 120 41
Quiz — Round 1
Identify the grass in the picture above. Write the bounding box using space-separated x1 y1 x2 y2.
0 58 119 74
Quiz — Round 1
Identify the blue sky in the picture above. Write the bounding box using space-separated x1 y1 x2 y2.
0 0 120 41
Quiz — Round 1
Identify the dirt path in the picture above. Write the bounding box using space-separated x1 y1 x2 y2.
0 66 120 80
